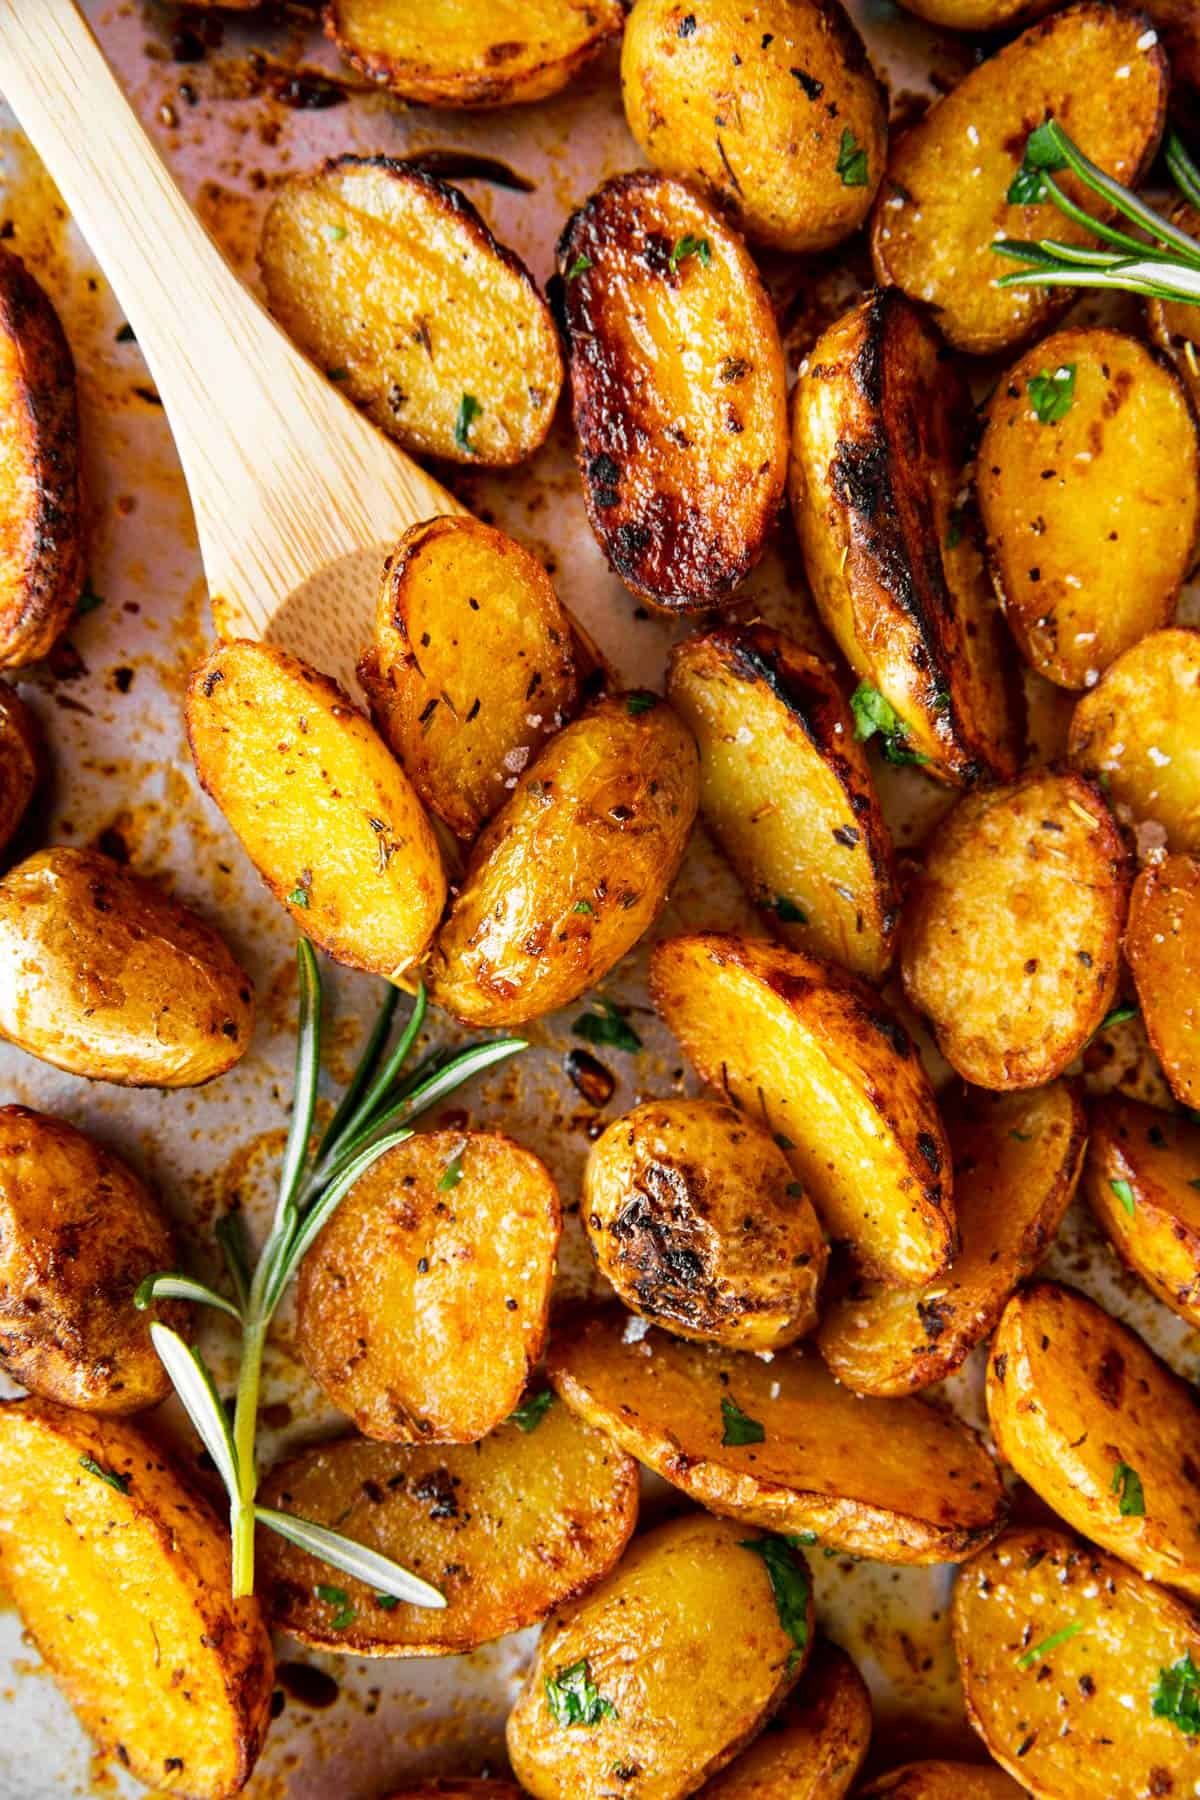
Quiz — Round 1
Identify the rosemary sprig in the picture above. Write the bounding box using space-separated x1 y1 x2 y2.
137 940 526 1601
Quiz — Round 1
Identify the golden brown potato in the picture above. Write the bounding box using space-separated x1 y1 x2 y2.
507 1512 812 1800
870 7 1168 356
0 1399 273 1800
788 290 1022 786
358 515 580 840
549 1310 1007 1562
0 680 40 857
1126 854 1200 1108
428 694 699 1028
1133 0 1200 91
384 1788 524 1800
650 933 953 1286
258 1397 637 1654
620 0 886 254
819 1083 1084 1397
900 771 1130 1090
0 847 254 1087
666 626 899 982
1147 203 1200 406
583 1098 827 1350
557 172 788 611
859 1766 1025 1800
697 1640 872 1800
187 640 446 982
896 0 1054 24
296 1129 560 1444
1083 1095 1200 1329
954 1527 1200 1799
260 158 562 466
325 0 624 105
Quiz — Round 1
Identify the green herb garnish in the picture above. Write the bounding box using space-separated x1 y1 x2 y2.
739 1535 811 1668
574 899 595 915
437 1148 465 1191
323 223 347 243
79 1455 130 1495
454 393 483 454
287 885 310 908
773 896 807 924
1098 1004 1139 1031
315 1583 355 1630
1027 364 1076 424
327 367 350 382
669 235 711 272
836 128 869 188
1006 119 1069 206
545 1659 617 1728
1153 1652 1200 1734
1112 1461 1146 1517
1010 1130 1033 1142
626 691 658 716
1017 1621 1084 1669
567 254 593 280
509 1389 555 1433
721 1396 765 1446
76 580 104 616
1110 1178 1136 1217
850 683 929 767
572 996 643 1055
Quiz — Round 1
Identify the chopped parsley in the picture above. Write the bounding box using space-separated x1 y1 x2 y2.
772 895 807 924
669 234 712 271
836 128 869 188
1098 1004 1138 1031
76 580 104 616
1111 1461 1145 1517
739 1535 811 1669
1010 1129 1033 1142
1007 120 1069 207
574 899 595 915
326 366 350 382
287 885 310 909
375 1593 400 1611
437 1149 465 1191
315 1583 355 1630
1017 1621 1084 1669
323 223 347 243
572 996 643 1055
1027 364 1076 425
1110 1177 1136 1217
508 1389 555 1433
545 1658 616 1728
1153 1652 1200 1734
721 1396 765 1446
567 254 593 280
79 1455 130 1495
454 392 483 454
774 1133 795 1151
626 691 658 716
850 683 928 766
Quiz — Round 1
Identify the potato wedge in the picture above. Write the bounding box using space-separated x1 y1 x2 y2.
549 1309 1007 1562
260 158 562 466
507 1512 811 1800
0 847 254 1087
650 933 953 1286
428 694 698 1028
788 290 1022 786
871 7 1168 356
557 172 788 611
620 0 886 254
666 626 899 982
358 515 579 840
0 1399 273 1800
187 640 446 982
1126 854 1200 1108
953 1527 1200 1798
258 1397 637 1654
0 680 40 856
859 1766 1024 1800
1083 1095 1200 1329
899 771 1130 1090
325 0 624 106
697 1640 871 1800
296 1129 560 1443
819 1083 1084 1397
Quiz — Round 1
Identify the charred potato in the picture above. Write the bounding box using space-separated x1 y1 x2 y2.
0 681 40 857
859 1766 1024 1800
1083 1096 1200 1329
1125 854 1200 1107
260 158 562 466
788 290 1022 786
698 1639 871 1799
666 626 900 982
557 172 788 611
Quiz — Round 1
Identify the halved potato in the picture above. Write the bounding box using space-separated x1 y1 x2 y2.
819 1083 1084 1397
666 625 899 982
385 1788 524 1800
187 640 446 982
896 0 1054 23
1147 202 1200 410
788 290 1022 786
1083 1095 1200 1329
900 770 1130 1090
0 1399 273 1800
296 1129 560 1443
954 1527 1200 1799
860 1766 1023 1800
557 171 788 611
1126 854 1200 1107
650 933 953 1286
258 1397 637 1654
549 1309 1007 1562
260 158 562 466
0 681 39 856
870 6 1168 355
698 1640 871 1799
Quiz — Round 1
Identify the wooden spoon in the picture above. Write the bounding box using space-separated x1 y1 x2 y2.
0 0 465 694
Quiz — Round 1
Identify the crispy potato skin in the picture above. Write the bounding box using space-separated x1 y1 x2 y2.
620 0 886 253
0 847 254 1087
1147 203 1200 407
788 291 1022 785
549 1309 1007 1561
187 640 446 982
258 1401 637 1655
0 1399 273 1800
650 932 953 1286
583 1098 827 1350
697 1639 871 1799
0 680 40 857
954 1527 1200 1799
859 1766 1025 1800
260 158 561 466
896 0 1055 23
428 694 698 1027
1084 1096 1200 1329
296 1129 560 1443
900 770 1130 1090
384 1788 525 1800
819 1083 1084 1397
557 172 788 611
667 626 899 981
507 1512 811 1800
1126 854 1200 1108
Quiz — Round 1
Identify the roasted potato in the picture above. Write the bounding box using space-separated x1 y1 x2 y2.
258 1396 637 1654
954 1526 1200 1798
260 158 562 466
870 6 1168 356
620 0 886 253
557 172 788 611
859 1766 1024 1800
507 1512 812 1800
325 0 624 105
187 640 446 982
1126 854 1200 1108
583 1098 827 1350
0 680 40 857
896 0 1055 24
899 770 1130 1090
819 1083 1084 1397
549 1309 1007 1562
428 693 698 1028
1083 1095 1200 1329
988 1281 1200 1597
650 933 953 1286
788 290 1022 786
296 1129 560 1444
0 1398 273 1800
697 1639 871 1800
666 626 900 982
0 847 254 1086
1135 0 1200 92
1147 203 1200 408
384 1788 524 1800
